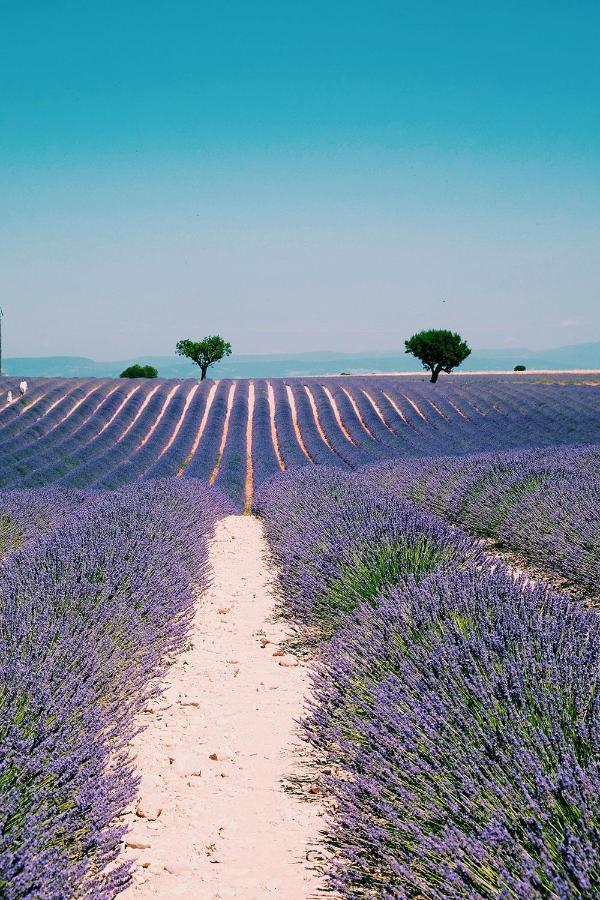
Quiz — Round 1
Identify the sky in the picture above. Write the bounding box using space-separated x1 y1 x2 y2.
1 0 599 359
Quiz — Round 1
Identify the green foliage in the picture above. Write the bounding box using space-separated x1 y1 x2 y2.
404 328 471 382
514 364 527 371
315 537 451 635
175 335 232 380
119 364 158 379
0 515 23 558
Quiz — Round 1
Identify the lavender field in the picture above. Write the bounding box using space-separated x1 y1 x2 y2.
1 373 599 897
0 374 599 507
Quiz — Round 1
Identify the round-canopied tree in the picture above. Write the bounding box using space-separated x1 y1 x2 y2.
120 364 158 378
175 336 232 381
404 329 471 383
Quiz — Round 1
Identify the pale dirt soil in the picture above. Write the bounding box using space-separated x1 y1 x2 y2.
119 515 325 899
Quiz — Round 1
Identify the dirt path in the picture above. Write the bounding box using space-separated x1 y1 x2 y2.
120 515 323 899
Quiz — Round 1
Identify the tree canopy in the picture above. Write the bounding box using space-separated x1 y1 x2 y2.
120 364 158 379
175 335 232 381
404 329 471 383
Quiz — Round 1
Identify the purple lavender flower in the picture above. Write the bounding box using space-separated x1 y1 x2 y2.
0 478 233 897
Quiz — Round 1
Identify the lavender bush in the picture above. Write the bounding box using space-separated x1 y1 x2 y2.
257 468 600 897
0 487 92 557
185 380 233 481
215 382 249 507
270 379 311 469
254 467 485 635
251 381 284 489
308 570 600 897
0 478 233 898
368 444 600 593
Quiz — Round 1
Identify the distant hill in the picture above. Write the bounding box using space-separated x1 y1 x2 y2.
2 343 599 378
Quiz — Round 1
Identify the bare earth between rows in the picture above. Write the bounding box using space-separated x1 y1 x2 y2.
120 515 323 899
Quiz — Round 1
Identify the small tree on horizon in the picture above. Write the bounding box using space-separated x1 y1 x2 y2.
404 329 471 383
120 364 158 378
176 335 232 381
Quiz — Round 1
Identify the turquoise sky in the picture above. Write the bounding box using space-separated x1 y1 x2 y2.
1 1 599 358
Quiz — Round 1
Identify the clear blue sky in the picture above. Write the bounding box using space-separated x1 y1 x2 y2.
1 0 599 358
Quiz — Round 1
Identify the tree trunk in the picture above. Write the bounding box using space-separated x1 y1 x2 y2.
430 367 440 384
200 364 208 381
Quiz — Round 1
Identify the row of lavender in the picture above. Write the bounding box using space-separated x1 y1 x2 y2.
255 469 600 897
0 487 91 556
0 376 599 505
367 443 600 594
0 479 233 898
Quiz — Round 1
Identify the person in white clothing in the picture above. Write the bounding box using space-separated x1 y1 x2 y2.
7 390 12 403
19 380 28 396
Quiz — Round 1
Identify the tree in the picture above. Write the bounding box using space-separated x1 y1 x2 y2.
120 364 158 378
404 329 471 383
175 335 232 381
514 364 526 372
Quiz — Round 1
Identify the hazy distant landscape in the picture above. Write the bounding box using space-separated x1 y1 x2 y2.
4 341 599 378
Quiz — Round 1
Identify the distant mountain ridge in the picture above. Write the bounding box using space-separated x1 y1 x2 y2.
2 343 599 378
